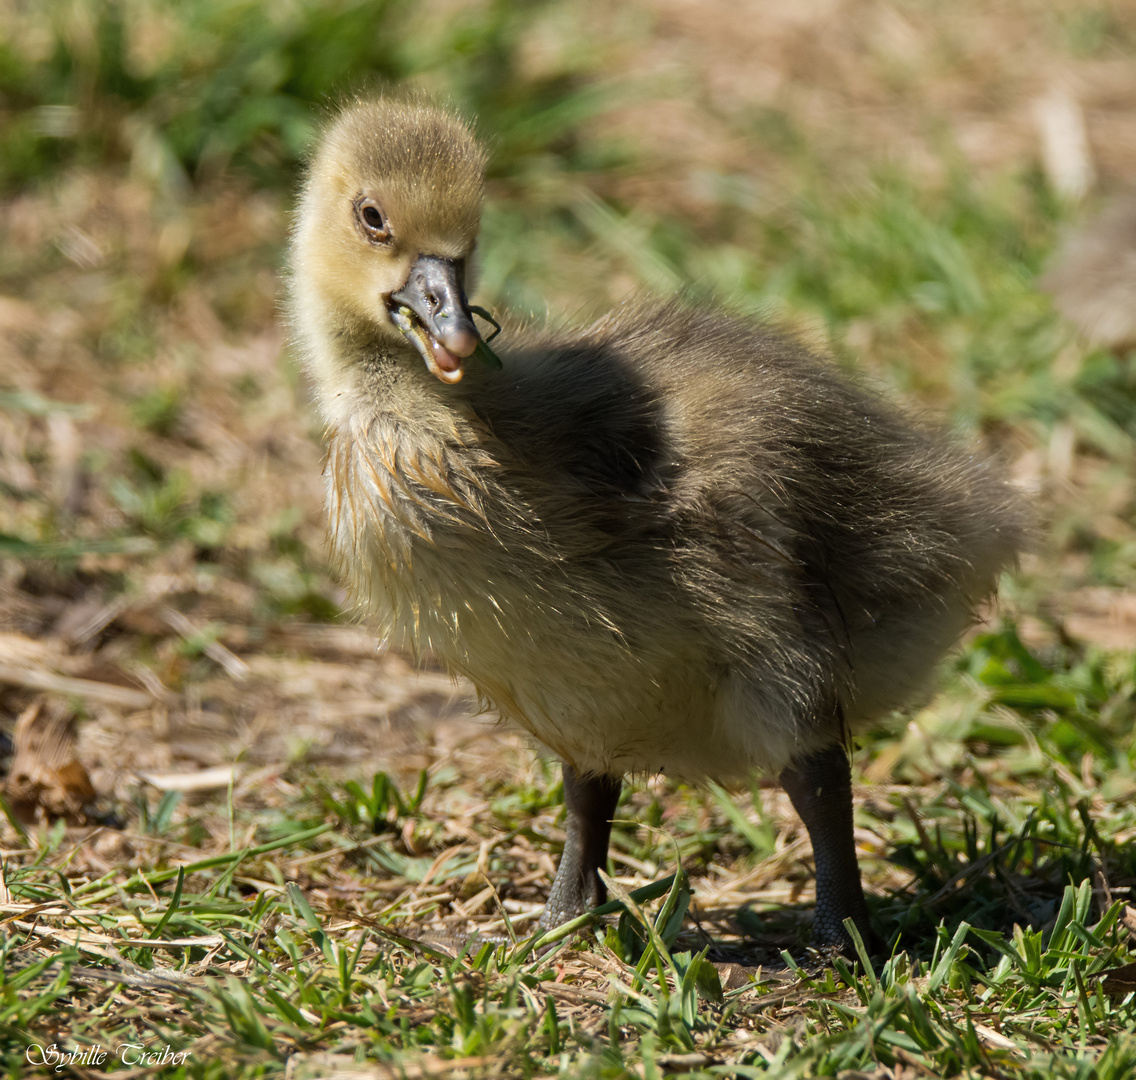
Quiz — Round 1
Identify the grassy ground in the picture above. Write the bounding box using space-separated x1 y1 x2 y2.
3 0 1136 1076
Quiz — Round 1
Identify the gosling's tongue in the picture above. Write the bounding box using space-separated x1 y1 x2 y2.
428 337 465 380
389 254 479 385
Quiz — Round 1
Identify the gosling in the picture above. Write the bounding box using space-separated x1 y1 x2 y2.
289 98 1025 953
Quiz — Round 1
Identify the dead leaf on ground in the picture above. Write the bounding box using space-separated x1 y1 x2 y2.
4 702 98 825
1100 960 1136 999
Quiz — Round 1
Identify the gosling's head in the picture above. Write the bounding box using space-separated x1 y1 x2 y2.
292 98 488 387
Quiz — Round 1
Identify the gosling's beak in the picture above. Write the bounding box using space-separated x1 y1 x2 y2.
388 255 480 384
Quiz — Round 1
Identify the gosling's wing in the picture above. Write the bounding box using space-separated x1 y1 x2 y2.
461 332 679 549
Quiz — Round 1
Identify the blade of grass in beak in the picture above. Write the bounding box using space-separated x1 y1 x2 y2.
473 338 504 370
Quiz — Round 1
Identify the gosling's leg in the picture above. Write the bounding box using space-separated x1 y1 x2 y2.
779 743 873 955
538 764 622 931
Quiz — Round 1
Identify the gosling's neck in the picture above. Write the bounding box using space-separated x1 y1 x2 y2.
293 290 448 434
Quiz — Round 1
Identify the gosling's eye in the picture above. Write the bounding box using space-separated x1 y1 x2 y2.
355 198 391 243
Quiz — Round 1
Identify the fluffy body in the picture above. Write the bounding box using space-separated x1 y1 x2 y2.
290 100 1024 785
307 307 1021 780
